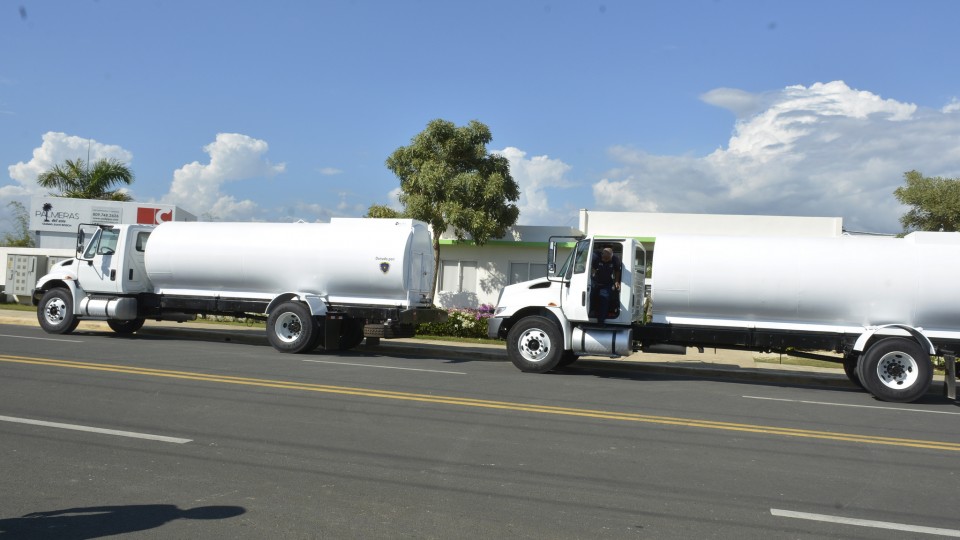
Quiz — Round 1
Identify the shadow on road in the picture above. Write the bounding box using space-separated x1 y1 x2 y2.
0 504 245 539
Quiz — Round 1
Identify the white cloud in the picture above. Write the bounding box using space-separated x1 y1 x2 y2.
494 147 572 225
3 131 133 200
944 98 960 114
318 167 343 176
163 133 285 220
700 87 772 119
386 186 403 211
594 81 960 233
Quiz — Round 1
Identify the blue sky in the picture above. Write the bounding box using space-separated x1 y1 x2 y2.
2 0 959 234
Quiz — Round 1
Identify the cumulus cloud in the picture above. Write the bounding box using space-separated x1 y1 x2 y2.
944 98 960 114
3 131 133 199
494 147 573 224
594 81 960 232
163 133 285 220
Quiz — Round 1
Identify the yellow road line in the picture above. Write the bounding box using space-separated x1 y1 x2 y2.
3 354 958 452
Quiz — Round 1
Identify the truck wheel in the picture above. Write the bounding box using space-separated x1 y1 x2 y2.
337 319 365 350
842 353 863 389
267 302 318 353
857 338 933 403
37 288 79 335
506 316 563 373
107 318 145 334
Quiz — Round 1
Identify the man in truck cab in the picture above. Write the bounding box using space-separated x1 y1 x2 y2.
591 246 621 324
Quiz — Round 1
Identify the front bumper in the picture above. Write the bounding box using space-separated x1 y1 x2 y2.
487 316 505 340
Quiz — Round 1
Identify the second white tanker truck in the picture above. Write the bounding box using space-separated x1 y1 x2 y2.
488 232 960 403
33 218 446 353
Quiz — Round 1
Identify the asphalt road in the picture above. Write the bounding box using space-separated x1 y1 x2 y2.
2 323 960 539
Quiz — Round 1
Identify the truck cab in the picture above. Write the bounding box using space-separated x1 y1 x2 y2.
75 224 154 295
33 224 156 335
488 237 646 372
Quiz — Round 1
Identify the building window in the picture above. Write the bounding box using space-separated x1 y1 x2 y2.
440 260 477 293
509 262 548 285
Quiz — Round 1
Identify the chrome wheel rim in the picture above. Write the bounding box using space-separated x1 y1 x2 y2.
517 328 551 363
44 297 67 326
876 350 919 389
274 312 303 343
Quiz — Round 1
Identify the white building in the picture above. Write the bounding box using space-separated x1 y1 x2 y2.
434 210 844 309
1 197 195 301
434 225 581 309
29 196 196 249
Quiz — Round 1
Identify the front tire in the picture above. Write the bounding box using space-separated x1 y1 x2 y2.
37 288 79 335
857 338 933 403
266 302 318 353
506 316 564 373
107 318 145 334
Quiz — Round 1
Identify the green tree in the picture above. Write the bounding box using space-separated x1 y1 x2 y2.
37 158 135 201
1 201 35 247
386 119 520 292
364 204 405 219
894 170 960 232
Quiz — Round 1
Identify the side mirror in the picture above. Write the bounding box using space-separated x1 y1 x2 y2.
547 241 557 276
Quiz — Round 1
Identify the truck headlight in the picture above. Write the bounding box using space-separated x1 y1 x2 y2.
494 306 507 316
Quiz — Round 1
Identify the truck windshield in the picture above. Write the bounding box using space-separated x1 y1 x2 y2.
82 229 102 259
556 249 575 279
572 239 591 274
82 228 120 258
98 229 120 255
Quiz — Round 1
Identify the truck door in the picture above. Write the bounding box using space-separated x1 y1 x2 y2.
119 230 151 294
630 243 647 322
76 227 123 294
561 239 593 322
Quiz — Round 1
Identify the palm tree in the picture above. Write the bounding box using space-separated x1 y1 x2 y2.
37 158 135 201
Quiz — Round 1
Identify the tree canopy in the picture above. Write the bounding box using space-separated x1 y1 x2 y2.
1 201 34 247
386 119 520 293
364 204 405 219
893 170 960 232
37 158 135 201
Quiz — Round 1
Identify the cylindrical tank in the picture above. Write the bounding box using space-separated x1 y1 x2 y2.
144 218 435 306
650 232 960 331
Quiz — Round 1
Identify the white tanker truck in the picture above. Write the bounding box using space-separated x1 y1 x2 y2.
32 218 446 353
488 232 960 403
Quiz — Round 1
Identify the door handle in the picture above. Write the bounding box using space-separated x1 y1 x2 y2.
581 291 585 306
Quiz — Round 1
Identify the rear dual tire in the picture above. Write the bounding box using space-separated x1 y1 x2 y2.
107 318 145 334
857 338 932 403
267 301 318 353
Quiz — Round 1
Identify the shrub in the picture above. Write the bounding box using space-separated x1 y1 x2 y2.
417 304 495 339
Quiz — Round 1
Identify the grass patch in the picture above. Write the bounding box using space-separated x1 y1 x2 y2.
0 303 35 312
192 316 265 328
